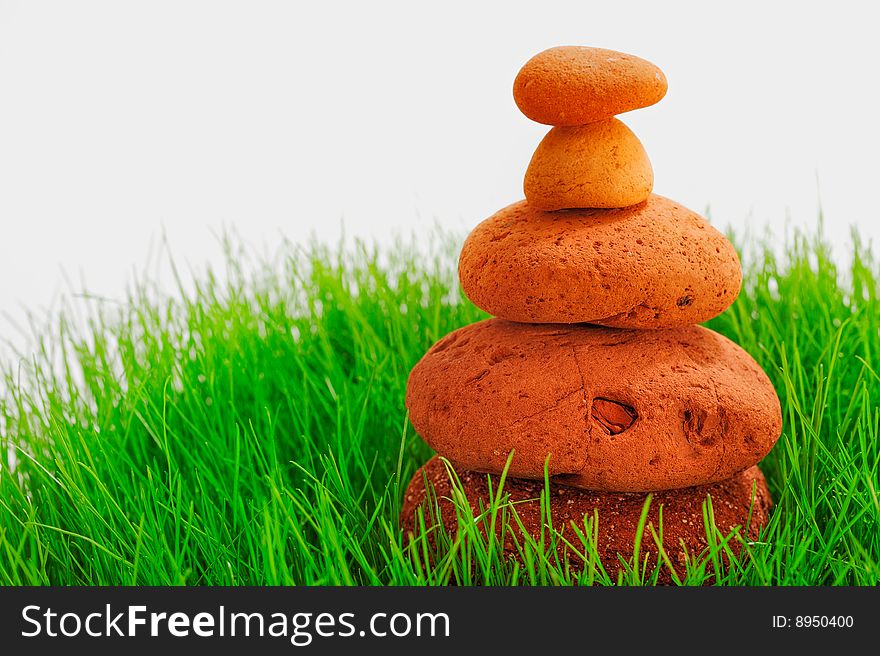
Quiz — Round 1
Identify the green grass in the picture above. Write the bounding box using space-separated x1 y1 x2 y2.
0 223 878 586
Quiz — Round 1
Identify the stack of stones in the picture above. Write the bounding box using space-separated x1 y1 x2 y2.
401 46 782 577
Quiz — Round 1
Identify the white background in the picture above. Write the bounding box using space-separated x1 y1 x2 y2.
1 0 879 350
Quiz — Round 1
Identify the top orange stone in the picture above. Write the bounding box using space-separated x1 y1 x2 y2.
513 46 667 126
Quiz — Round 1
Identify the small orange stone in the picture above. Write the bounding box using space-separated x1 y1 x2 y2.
514 46 667 126
524 118 653 210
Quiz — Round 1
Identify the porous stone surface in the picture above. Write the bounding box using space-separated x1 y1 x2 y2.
524 119 653 210
405 319 782 492
513 46 667 126
458 195 742 329
401 456 772 581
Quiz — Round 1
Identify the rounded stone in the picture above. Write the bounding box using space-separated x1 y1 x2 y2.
458 195 742 329
524 119 653 210
405 319 782 492
401 456 772 582
513 46 667 126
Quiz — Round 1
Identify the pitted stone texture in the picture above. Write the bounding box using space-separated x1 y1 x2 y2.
524 119 653 210
513 46 667 126
405 319 782 492
401 456 772 582
458 195 741 329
